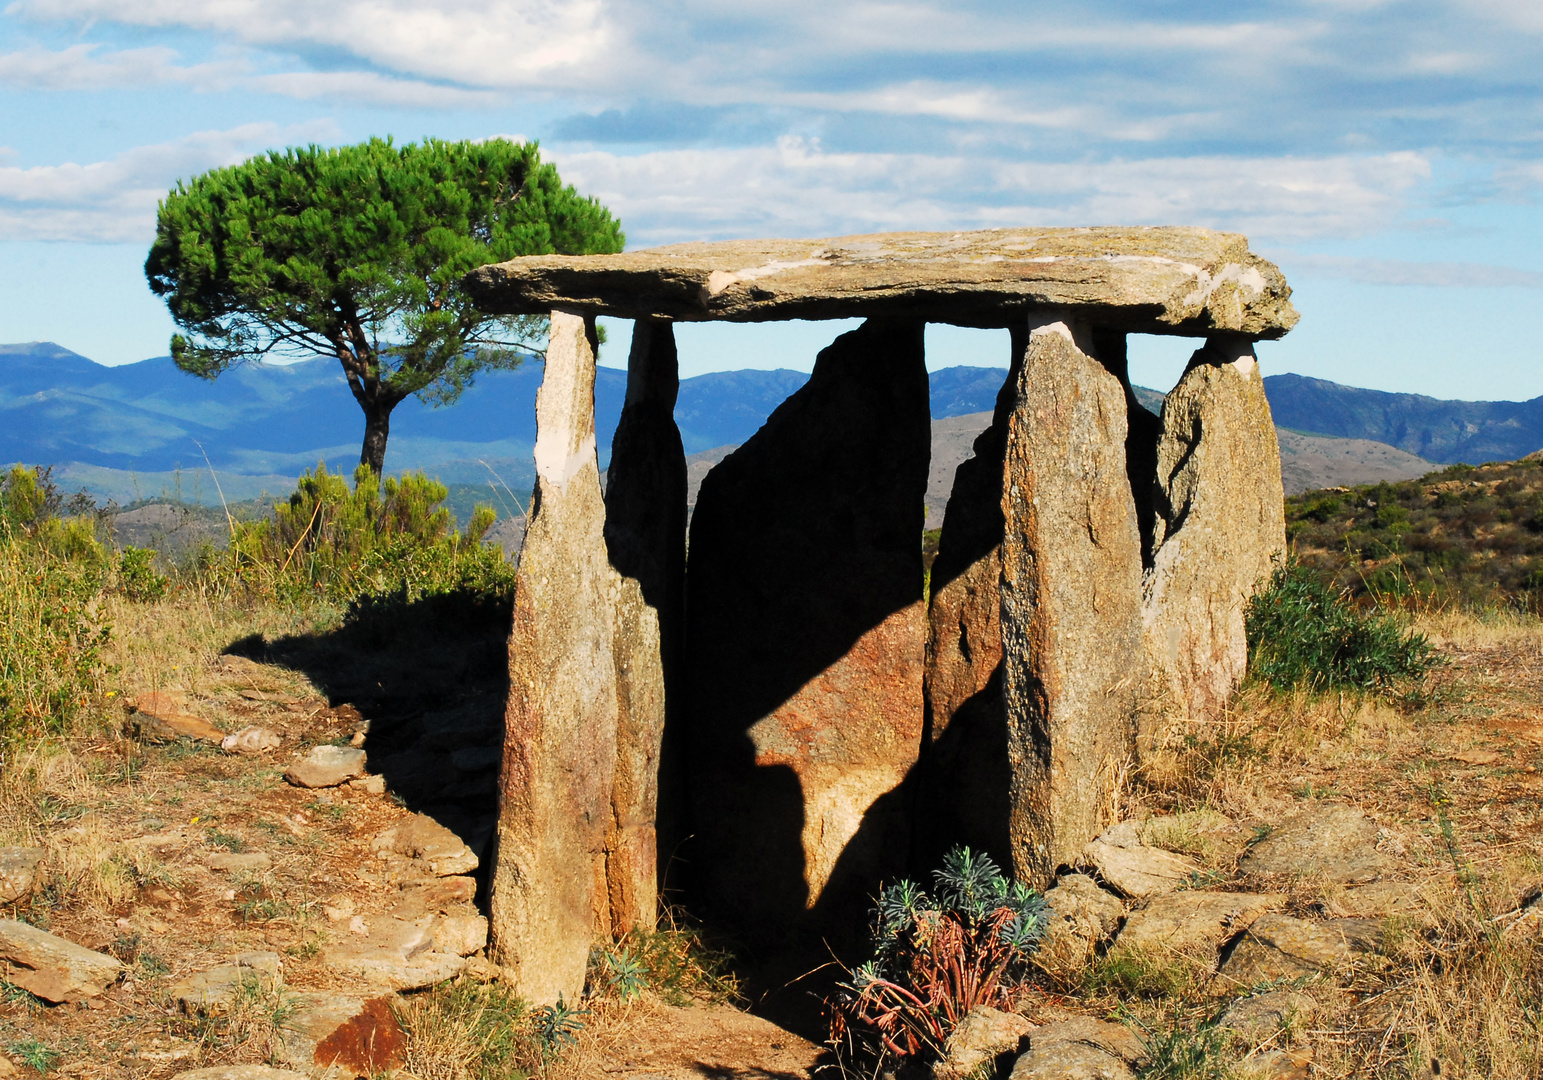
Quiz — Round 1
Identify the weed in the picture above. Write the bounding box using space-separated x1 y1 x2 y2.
205 828 246 851
116 547 170 603
600 918 740 1006
1134 1018 1236 1080
1246 557 1436 693
395 979 537 1080
304 799 347 822
829 846 1047 1063
531 996 587 1063
591 945 647 1002
1 980 49 1009
8 1038 62 1074
1081 951 1200 1000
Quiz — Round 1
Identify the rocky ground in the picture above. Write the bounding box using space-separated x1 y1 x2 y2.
0 604 1540 1080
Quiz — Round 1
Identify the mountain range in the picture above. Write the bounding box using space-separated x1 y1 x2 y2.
4 341 1539 508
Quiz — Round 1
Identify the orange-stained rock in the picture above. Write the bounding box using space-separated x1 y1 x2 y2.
685 318 930 936
312 997 408 1077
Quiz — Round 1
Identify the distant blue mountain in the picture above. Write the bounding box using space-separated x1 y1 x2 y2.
0 342 1014 499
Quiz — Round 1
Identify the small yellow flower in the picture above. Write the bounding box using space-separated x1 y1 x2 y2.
191 816 200 824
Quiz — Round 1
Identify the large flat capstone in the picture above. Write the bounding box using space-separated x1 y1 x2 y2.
465 228 1298 338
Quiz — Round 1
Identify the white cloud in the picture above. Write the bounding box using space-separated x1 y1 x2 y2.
0 42 238 89
0 121 335 242
1277 253 1543 288
548 139 1433 248
252 71 502 109
7 0 615 89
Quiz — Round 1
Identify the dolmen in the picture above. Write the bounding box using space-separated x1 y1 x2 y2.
462 227 1296 1003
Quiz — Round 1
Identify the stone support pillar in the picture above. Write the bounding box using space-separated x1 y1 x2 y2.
685 318 930 937
1141 336 1285 734
601 320 687 936
915 328 1025 872
1000 316 1145 887
490 309 617 1005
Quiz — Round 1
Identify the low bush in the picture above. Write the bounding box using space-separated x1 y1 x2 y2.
0 466 113 736
217 463 513 611
829 846 1048 1063
1246 557 1436 693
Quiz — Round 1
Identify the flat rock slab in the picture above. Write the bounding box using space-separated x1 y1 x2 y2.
0 917 123 1002
1037 874 1126 979
0 847 43 903
1220 914 1381 982
170 1068 305 1080
1112 891 1280 959
321 943 465 990
1239 806 1392 883
275 993 407 1077
286 745 368 789
1081 838 1203 899
170 951 282 1014
370 814 478 876
1012 1016 1148 1080
208 852 272 873
1218 990 1317 1046
466 228 1298 338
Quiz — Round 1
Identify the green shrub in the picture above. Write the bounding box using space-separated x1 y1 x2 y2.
218 463 512 610
1 466 113 736
116 546 170 602
1246 558 1435 693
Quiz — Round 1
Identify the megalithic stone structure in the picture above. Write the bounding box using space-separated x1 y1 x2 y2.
463 227 1300 994
1142 336 1286 732
490 310 618 1005
1000 317 1145 887
601 320 687 935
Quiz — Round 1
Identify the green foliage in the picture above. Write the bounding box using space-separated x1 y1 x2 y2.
1 467 113 737
587 925 740 1006
116 546 170 602
395 979 537 1080
8 1037 63 1074
217 463 513 613
531 996 587 1062
146 136 624 470
1134 1019 1236 1080
1246 557 1436 693
831 846 1047 1062
1285 457 1543 611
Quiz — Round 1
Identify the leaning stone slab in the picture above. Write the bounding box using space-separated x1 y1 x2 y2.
602 319 687 937
686 318 929 933
466 228 1299 339
936 1006 1032 1080
490 310 618 1006
1239 806 1392 883
0 847 43 903
1112 891 1280 960
1141 338 1285 731
275 993 407 1077
170 951 282 1015
0 918 123 1002
1219 914 1380 983
129 692 226 745
285 745 368 789
1000 317 1144 885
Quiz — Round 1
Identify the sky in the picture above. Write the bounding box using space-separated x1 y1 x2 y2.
1 1 1541 400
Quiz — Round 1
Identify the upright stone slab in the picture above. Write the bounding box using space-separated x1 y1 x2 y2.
1142 337 1285 732
916 329 1024 871
601 320 687 936
490 310 617 1005
1000 317 1144 887
686 318 930 935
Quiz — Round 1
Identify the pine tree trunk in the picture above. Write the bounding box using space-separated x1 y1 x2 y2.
360 403 391 476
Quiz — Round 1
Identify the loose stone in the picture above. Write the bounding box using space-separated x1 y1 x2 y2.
1111 891 1280 961
936 1006 1032 1080
1035 873 1126 980
222 726 282 754
0 847 43 903
1217 989 1317 1046
1219 914 1380 982
170 952 282 1015
1238 805 1392 883
371 814 478 876
285 745 368 789
0 918 123 1002
1079 836 1203 900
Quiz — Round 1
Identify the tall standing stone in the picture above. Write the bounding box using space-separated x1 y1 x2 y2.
490 310 617 1005
601 320 686 936
686 318 930 936
1000 317 1144 887
1142 336 1285 731
916 329 1024 872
